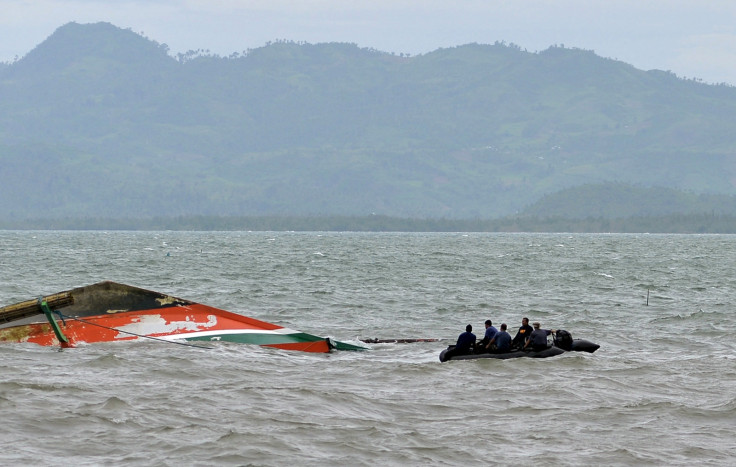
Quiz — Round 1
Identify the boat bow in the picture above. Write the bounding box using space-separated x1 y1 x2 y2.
0 281 366 352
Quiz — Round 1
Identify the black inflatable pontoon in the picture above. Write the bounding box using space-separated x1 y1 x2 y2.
439 331 599 362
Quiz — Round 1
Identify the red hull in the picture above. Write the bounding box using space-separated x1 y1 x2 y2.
0 281 360 352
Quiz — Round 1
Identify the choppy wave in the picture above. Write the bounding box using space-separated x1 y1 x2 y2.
1 232 736 465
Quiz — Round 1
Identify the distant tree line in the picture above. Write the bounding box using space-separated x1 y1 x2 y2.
3 213 736 233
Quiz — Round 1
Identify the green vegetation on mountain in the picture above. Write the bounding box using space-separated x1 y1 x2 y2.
520 183 736 218
1 21 736 229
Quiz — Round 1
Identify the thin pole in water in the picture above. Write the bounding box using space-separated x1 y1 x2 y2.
646 289 650 306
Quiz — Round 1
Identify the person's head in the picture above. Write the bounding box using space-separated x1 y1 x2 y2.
485 319 492 328
522 317 529 325
466 324 473 332
500 323 507 331
533 322 540 329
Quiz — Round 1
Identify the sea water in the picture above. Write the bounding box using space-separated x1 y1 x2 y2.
0 231 734 465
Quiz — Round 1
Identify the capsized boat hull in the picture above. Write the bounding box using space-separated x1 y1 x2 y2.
0 281 365 352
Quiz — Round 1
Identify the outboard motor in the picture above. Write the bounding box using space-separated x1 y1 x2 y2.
554 329 573 350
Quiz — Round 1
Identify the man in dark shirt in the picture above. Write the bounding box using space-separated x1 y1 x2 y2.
511 317 533 349
455 324 476 354
524 322 555 351
444 324 476 360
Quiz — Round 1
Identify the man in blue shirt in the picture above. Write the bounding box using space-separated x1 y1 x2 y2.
481 319 498 352
489 323 512 352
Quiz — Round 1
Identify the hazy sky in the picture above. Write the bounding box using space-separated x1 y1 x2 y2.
3 0 736 85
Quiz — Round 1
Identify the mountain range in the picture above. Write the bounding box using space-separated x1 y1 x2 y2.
2 21 736 224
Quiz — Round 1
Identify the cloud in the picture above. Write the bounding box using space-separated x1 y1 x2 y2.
672 33 736 84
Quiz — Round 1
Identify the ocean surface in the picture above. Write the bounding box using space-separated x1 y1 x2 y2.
1 231 735 466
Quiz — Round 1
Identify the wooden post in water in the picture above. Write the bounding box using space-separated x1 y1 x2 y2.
646 289 650 306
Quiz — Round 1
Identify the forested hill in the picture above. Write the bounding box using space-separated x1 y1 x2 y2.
1 21 736 222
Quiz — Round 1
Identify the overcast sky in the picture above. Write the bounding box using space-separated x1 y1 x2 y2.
3 0 736 85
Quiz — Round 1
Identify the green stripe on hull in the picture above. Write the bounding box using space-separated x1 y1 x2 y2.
330 340 368 351
183 331 368 350
183 331 322 345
